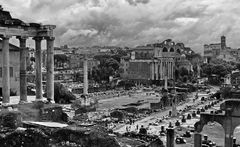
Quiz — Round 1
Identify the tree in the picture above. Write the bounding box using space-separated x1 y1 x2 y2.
54 54 69 63
179 67 189 77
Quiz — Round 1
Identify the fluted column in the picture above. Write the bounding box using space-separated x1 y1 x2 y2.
33 37 43 100
2 36 10 103
17 36 28 103
46 37 55 102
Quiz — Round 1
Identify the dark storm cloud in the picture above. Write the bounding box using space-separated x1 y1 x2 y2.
2 0 240 54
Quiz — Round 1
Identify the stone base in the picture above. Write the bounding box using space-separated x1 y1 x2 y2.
19 100 28 104
32 100 45 109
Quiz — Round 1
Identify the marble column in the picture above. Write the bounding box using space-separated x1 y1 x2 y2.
46 37 55 102
83 55 88 95
2 36 10 103
33 37 43 100
17 36 28 103
155 62 158 80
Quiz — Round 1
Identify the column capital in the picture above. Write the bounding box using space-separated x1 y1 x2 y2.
33 36 43 41
45 36 55 41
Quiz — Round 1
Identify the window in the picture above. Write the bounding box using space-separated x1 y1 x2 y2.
10 67 13 77
170 48 174 52
0 67 2 78
163 47 168 52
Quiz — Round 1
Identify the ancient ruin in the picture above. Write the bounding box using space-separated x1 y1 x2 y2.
194 99 240 147
0 6 55 103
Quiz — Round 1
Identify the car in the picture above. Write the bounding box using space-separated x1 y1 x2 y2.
175 136 186 144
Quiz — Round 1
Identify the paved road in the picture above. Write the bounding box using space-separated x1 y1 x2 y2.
114 86 220 146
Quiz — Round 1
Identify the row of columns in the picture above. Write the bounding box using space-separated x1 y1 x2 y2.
1 35 55 104
151 59 174 81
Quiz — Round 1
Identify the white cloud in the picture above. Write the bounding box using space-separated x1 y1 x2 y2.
1 0 240 53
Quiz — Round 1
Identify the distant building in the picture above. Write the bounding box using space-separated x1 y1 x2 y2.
204 36 240 63
120 39 193 84
216 50 237 62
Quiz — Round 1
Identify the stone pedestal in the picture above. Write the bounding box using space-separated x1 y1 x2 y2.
194 133 202 147
166 128 174 147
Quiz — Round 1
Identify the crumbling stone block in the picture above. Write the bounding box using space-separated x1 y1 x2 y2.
0 111 22 129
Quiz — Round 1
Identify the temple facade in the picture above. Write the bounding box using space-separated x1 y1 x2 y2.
0 6 56 104
120 39 192 85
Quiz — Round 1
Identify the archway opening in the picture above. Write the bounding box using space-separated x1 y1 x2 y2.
177 49 181 54
201 121 225 147
162 47 168 52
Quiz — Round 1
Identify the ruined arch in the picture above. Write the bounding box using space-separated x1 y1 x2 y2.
201 122 225 146
163 47 168 52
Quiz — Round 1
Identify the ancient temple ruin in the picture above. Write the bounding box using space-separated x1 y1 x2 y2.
0 6 55 103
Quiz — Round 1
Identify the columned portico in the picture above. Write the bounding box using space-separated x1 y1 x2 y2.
0 6 56 104
17 36 28 103
46 37 55 102
2 36 10 103
33 37 43 100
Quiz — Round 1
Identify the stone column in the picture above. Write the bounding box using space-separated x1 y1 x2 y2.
17 36 28 103
160 60 162 80
165 62 168 90
166 128 175 147
194 133 202 147
2 36 10 103
33 37 43 100
83 55 88 95
46 37 55 102
155 62 158 80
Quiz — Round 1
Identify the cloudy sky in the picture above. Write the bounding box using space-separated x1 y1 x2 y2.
1 0 240 53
